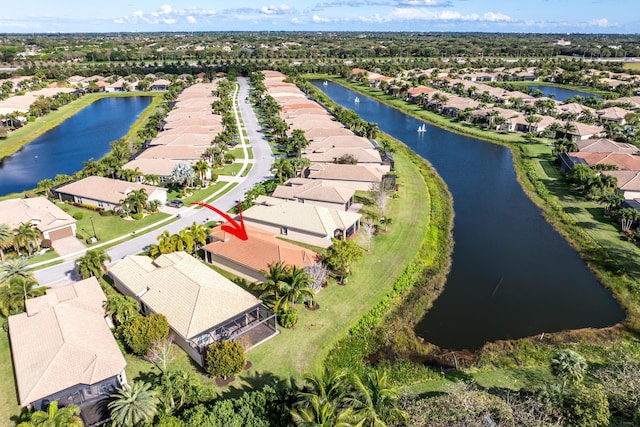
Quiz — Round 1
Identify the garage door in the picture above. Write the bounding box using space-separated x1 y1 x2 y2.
48 226 74 241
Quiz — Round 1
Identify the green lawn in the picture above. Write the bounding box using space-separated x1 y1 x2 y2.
0 329 21 427
227 147 253 160
58 204 170 244
214 161 244 177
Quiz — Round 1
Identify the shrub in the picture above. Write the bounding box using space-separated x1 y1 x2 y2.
72 212 84 220
130 213 143 220
100 209 116 216
277 309 297 328
118 313 170 355
41 239 52 249
75 232 84 240
205 340 246 378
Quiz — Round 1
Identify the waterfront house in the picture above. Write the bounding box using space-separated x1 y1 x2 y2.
108 252 277 367
203 224 321 283
272 178 355 211
243 195 361 248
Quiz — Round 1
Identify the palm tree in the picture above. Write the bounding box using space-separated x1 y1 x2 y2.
17 401 83 427
186 222 208 255
275 265 316 313
0 276 48 316
0 223 12 261
75 249 111 279
291 395 360 427
0 258 34 283
104 294 140 327
108 381 159 427
192 159 210 187
550 349 587 391
347 371 408 427
258 261 289 309
35 178 55 199
122 189 148 215
13 223 41 256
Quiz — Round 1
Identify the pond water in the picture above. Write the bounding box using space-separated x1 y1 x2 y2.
526 84 600 102
314 81 624 350
0 96 152 196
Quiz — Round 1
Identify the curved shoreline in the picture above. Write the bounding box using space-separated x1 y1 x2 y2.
311 74 639 368
0 91 159 161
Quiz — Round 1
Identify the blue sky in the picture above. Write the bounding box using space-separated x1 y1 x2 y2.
1 0 638 34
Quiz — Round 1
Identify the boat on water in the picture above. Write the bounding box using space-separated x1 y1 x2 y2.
322 81 328 86
417 123 427 133
354 97 360 104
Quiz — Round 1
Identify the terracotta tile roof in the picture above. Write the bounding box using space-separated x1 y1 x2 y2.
8 278 126 406
203 224 320 274
567 122 605 137
0 197 75 234
150 132 215 146
572 152 640 170
109 252 261 339
55 176 165 205
597 106 631 121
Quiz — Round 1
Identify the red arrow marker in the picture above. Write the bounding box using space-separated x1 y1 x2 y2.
191 201 248 241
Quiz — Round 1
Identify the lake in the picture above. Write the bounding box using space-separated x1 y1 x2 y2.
0 96 152 196
314 81 624 350
527 84 600 102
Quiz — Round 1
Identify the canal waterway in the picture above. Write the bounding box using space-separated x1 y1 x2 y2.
526 84 600 102
313 81 624 350
0 96 152 196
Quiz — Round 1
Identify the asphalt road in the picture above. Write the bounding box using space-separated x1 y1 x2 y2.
34 77 274 286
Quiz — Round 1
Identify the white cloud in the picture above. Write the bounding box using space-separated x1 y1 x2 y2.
260 4 292 15
114 6 216 25
186 15 196 24
291 17 302 24
312 14 331 23
390 8 511 22
589 18 609 27
397 0 450 6
160 5 172 15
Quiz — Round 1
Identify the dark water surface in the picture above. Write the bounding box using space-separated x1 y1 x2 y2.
0 96 152 196
526 84 600 102
314 81 623 350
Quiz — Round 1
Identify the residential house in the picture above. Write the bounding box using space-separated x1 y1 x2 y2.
150 79 171 91
304 146 386 167
54 176 167 212
8 277 127 426
305 163 388 191
597 106 631 125
243 195 361 248
122 158 186 184
570 152 640 170
203 224 320 283
602 170 640 199
577 138 639 154
272 178 355 211
108 252 277 367
565 122 605 141
0 197 76 241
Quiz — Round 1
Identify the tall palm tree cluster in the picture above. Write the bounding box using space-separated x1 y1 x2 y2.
257 261 317 328
0 258 46 317
0 222 42 261
291 369 407 427
148 221 208 259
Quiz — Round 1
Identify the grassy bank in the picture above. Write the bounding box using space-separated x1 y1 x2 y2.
310 74 640 369
0 92 160 160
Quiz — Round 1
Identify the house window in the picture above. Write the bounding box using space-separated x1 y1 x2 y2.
280 226 288 235
97 201 103 208
77 197 83 204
